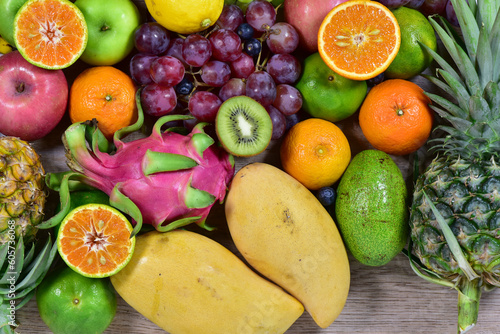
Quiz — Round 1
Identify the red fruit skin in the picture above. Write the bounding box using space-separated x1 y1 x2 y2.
0 51 68 141
284 0 348 53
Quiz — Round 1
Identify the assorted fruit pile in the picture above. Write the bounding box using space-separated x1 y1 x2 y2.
1 0 499 333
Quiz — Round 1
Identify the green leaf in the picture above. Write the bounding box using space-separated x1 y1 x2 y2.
477 0 500 32
109 185 142 238
423 191 480 281
469 95 492 122
450 0 479 61
142 150 198 175
476 25 493 89
490 11 500 81
455 40 481 95
439 70 471 111
425 91 468 119
0 237 24 285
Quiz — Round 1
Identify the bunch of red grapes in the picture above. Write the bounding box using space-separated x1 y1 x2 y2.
129 0 305 140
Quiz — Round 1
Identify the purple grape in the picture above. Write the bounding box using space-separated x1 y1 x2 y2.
367 72 385 87
405 0 425 8
266 105 286 140
188 91 222 123
150 56 185 87
266 22 299 54
209 29 243 62
266 53 301 84
285 109 310 132
246 71 277 106
130 53 157 86
140 83 177 117
230 52 255 79
201 60 232 87
445 0 460 26
245 0 277 32
219 78 246 101
134 22 171 55
420 0 447 16
273 84 302 116
182 34 212 67
164 37 188 67
216 4 244 30
243 38 262 57
375 0 410 8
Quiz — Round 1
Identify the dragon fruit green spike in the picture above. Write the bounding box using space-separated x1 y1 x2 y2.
39 90 235 237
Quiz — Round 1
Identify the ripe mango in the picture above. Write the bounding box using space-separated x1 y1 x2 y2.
110 230 304 334
335 149 409 266
225 162 350 328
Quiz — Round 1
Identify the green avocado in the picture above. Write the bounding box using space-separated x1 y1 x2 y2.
335 149 409 266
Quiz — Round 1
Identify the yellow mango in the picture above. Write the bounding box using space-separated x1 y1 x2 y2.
225 162 350 328
110 230 304 334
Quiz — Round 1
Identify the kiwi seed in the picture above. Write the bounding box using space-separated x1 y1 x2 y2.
215 96 273 157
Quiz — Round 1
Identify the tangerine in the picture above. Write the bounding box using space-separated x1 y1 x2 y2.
358 79 433 156
69 66 137 139
280 118 351 190
318 0 401 80
13 0 88 69
57 203 135 278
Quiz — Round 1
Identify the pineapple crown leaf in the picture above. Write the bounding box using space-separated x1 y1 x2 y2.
490 12 500 79
437 69 471 110
477 25 494 88
478 0 500 33
455 40 482 94
484 81 500 110
449 0 480 61
425 91 468 119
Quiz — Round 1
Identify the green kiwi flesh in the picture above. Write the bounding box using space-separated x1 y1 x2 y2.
215 96 273 157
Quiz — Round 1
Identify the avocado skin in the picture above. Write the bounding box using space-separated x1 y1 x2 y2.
335 150 409 266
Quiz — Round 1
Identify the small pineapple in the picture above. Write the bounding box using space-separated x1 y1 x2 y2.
0 137 45 243
0 137 57 333
409 0 500 332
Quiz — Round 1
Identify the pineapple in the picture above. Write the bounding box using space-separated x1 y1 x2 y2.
0 137 57 333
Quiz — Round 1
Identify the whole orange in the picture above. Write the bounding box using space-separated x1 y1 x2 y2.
358 79 433 156
69 66 137 139
280 118 351 190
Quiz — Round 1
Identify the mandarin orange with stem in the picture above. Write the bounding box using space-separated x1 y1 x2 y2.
358 79 433 156
280 118 351 190
69 66 137 140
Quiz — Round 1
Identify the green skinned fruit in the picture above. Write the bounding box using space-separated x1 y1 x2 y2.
335 149 409 266
0 0 27 46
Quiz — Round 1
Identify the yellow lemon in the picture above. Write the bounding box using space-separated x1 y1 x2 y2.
145 0 224 34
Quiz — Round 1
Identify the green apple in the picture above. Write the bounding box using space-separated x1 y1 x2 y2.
74 0 141 65
0 0 28 46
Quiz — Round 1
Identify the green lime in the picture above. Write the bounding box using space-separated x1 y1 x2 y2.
295 52 368 123
36 266 117 334
385 6 438 79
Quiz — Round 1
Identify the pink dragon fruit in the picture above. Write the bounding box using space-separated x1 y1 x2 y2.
40 91 234 237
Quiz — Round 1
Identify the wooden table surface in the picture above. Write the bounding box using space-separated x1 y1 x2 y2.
10 1 500 333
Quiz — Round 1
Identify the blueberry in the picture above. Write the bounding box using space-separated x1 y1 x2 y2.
175 77 194 95
244 38 262 57
316 186 337 207
236 23 254 40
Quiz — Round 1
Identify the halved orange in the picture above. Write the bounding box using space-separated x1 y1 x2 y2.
318 0 401 81
57 204 135 278
13 0 88 69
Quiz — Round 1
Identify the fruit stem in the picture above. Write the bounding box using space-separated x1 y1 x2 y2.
457 277 481 334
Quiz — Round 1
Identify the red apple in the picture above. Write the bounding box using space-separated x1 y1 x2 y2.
284 0 349 53
0 51 68 141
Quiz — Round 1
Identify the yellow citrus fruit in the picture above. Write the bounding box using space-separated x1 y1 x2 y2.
385 6 438 79
280 118 351 190
145 0 224 34
57 204 135 278
318 0 401 81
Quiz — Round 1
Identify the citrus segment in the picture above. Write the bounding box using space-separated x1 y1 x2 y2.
57 204 135 278
13 0 88 69
318 0 401 80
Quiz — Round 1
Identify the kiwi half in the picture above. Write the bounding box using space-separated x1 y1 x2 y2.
215 96 273 157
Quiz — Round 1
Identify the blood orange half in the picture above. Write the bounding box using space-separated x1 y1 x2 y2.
318 0 401 81
13 0 88 69
57 204 135 278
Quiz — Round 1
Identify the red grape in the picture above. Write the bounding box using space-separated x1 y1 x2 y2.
266 105 286 140
188 91 222 123
209 29 243 62
246 71 277 106
273 84 302 116
150 56 185 87
130 53 157 86
266 22 299 54
201 60 232 87
266 53 301 84
216 4 244 30
246 0 277 32
182 34 212 67
230 52 255 78
134 22 171 55
219 78 246 101
165 37 188 67
140 83 177 117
